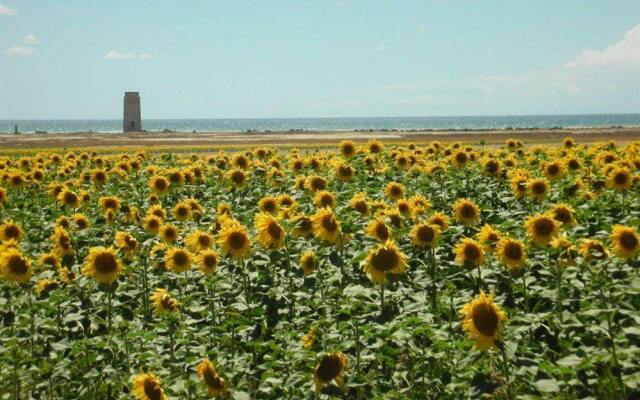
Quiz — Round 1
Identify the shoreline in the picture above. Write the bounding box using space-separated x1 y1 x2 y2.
0 126 639 150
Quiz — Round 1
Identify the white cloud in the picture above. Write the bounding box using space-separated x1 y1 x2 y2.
104 50 134 60
139 53 152 60
563 24 640 68
0 3 16 16
5 46 36 56
23 34 38 45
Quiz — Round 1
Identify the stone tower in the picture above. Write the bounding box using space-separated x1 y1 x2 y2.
123 92 142 132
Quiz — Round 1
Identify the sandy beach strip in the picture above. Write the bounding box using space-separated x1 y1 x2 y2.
0 127 638 150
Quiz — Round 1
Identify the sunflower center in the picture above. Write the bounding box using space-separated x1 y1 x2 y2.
231 171 245 184
228 232 247 250
203 254 217 268
316 355 343 382
472 303 499 336
614 172 628 185
619 231 639 250
390 186 402 197
262 201 276 212
4 225 20 239
203 367 223 389
64 192 78 204
587 243 607 259
267 221 283 240
154 179 167 190
533 219 554 236
94 253 118 274
371 248 399 272
198 235 211 247
143 379 163 400
172 251 189 266
485 161 498 173
463 244 481 261
547 164 559 176
455 152 467 164
460 204 476 219
353 201 368 213
504 242 522 260
8 255 28 275
375 223 390 240
311 178 326 191
103 199 118 209
553 208 571 223
177 206 189 217
417 226 435 242
532 182 546 195
321 215 338 233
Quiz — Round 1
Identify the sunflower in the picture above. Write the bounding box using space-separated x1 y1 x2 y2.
301 327 317 349
349 193 370 215
306 175 327 192
496 237 527 270
254 212 286 250
311 208 341 244
197 249 219 274
609 225 639 260
367 139 384 154
0 186 6 205
459 291 507 350
543 160 564 181
98 196 121 212
429 212 450 230
51 226 74 257
185 230 214 253
335 163 355 181
196 359 228 397
550 204 576 226
410 223 440 249
165 247 193 273
115 231 139 257
292 214 314 239
227 168 247 188
147 204 166 220
35 278 60 296
131 372 168 400
150 288 180 315
409 195 431 214
149 175 170 195
527 178 549 202
144 215 162 233
454 238 485 267
476 224 501 253
339 140 357 158
363 240 407 284
258 196 279 214
72 213 90 230
0 249 33 282
366 218 392 242
313 352 349 393
160 224 179 244
384 182 405 201
300 250 317 275
509 171 529 199
0 219 22 242
453 198 480 226
82 247 123 284
580 239 608 262
314 190 336 209
172 200 192 221
57 188 80 208
452 151 468 168
39 252 61 270
91 168 108 185
216 202 233 217
607 166 632 191
217 221 252 260
482 158 501 176
524 214 559 246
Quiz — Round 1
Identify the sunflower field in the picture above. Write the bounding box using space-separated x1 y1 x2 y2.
0 138 639 399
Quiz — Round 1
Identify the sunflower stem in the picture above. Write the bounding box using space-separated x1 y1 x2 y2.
107 284 112 332
521 272 529 312
380 284 385 315
476 264 483 293
499 344 514 400
430 249 437 311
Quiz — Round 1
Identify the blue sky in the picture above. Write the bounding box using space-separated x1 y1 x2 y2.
1 0 639 119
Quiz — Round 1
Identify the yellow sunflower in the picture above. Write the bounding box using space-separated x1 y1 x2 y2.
550 204 576 226
339 140 357 158
160 224 179 244
292 214 314 239
196 358 228 397
311 208 341 244
459 291 507 350
610 225 640 260
150 288 180 315
362 240 408 284
72 213 90 230
218 221 252 260
149 175 170 195
410 223 440 249
51 226 74 257
0 249 33 282
454 238 485 267
165 247 193 273
349 193 370 216
453 198 480 226
197 249 219 274
580 239 608 262
258 196 279 214
524 214 559 246
300 250 317 275
527 178 549 202
384 182 405 201
496 237 527 270
0 219 23 242
115 231 139 257
57 188 80 208
39 252 61 270
313 352 349 393
185 230 214 253
429 212 450 230
172 200 192 221
131 372 168 400
98 196 121 212
254 212 286 250
82 247 123 284
607 166 632 191
314 190 336 209
366 218 392 242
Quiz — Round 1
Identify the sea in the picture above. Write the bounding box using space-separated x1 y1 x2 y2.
1 114 639 134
